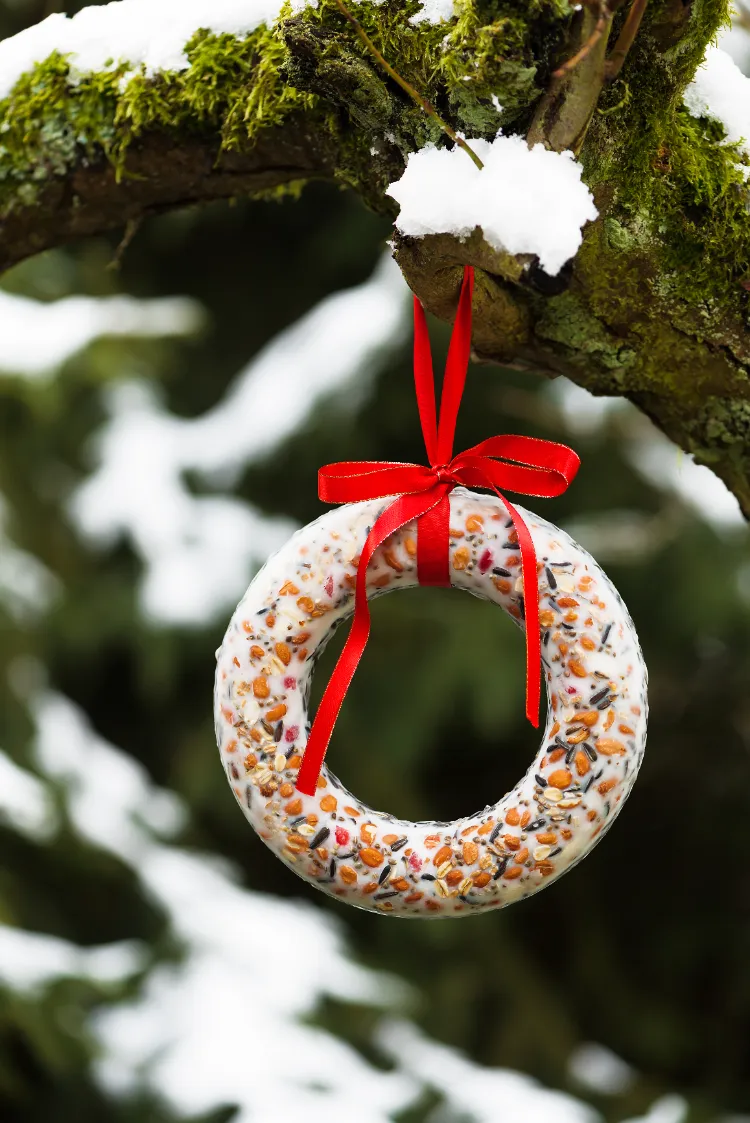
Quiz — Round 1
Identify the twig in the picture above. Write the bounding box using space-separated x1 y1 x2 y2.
107 217 141 270
527 0 613 152
554 0 612 78
605 0 648 81
333 0 484 170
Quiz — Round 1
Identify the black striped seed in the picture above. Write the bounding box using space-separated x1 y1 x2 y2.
310 827 330 850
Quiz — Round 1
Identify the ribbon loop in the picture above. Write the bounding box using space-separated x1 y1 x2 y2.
295 266 580 797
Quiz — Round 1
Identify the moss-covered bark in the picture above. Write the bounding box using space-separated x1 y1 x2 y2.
0 0 749 513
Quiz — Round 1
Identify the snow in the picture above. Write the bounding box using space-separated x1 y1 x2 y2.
551 380 745 531
409 0 455 25
683 45 750 160
623 1098 687 1123
718 7 750 75
0 0 304 97
0 663 697 1123
387 134 598 276
626 433 744 530
0 924 146 991
0 290 202 378
0 747 56 840
0 495 59 619
377 1020 599 1123
34 691 187 859
71 253 409 625
568 1042 636 1096
0 0 454 101
0 675 610 1123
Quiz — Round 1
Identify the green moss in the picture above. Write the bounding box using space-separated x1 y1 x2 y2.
0 0 583 222
535 290 637 374
0 0 745 326
580 0 750 317
308 0 573 133
0 0 579 218
690 396 750 454
0 14 320 215
0 54 121 207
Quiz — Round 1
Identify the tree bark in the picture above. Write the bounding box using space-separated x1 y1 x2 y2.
0 0 748 515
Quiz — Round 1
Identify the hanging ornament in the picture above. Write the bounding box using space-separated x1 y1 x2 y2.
214 268 648 917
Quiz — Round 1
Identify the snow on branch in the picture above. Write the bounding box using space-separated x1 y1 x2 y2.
0 0 300 97
387 135 598 277
683 45 750 161
0 0 455 100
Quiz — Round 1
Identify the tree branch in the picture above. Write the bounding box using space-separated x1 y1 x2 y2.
0 0 747 517
0 121 336 271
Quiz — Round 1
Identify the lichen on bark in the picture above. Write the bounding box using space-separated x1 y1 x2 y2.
0 0 748 515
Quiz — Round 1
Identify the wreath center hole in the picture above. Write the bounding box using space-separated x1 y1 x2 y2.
311 584 536 823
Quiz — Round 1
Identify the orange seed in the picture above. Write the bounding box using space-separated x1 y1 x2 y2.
360 847 384 868
574 750 591 777
453 546 470 570
596 738 626 755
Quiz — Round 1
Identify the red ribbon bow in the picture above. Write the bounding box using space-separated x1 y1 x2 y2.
295 266 580 796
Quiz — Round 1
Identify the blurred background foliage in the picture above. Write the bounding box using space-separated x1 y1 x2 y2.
2 3 750 1123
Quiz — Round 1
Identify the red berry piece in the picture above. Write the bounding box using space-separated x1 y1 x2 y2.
479 549 493 573
335 826 350 846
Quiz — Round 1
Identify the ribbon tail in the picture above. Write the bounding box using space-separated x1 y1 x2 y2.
466 465 542 729
296 487 447 796
502 498 542 728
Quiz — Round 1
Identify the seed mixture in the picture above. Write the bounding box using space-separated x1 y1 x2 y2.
214 488 648 918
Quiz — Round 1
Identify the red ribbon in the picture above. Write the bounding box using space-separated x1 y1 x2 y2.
295 266 580 796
